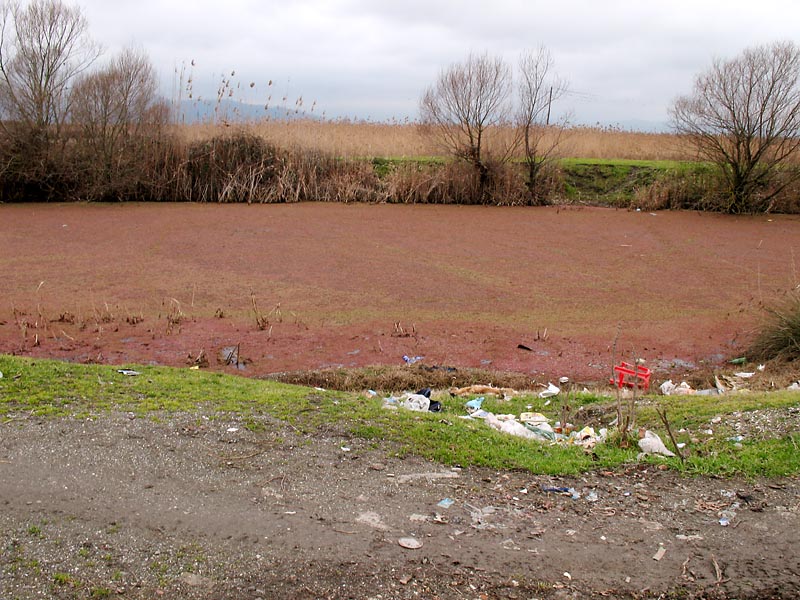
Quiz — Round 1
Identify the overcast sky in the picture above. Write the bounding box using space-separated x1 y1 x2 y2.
79 0 800 129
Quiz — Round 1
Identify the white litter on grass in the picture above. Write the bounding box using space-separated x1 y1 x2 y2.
638 430 676 457
660 380 696 395
400 394 430 412
538 383 560 398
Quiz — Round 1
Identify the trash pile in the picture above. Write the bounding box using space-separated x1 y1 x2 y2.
382 387 441 412
461 398 607 449
379 374 688 456
659 365 770 395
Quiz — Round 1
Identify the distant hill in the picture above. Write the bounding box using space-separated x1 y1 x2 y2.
173 98 315 124
573 118 672 133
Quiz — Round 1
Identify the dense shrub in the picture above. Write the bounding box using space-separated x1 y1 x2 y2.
184 132 279 202
383 160 531 205
632 167 715 211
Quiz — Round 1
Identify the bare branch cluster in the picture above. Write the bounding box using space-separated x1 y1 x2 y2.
0 0 100 141
671 41 800 213
418 48 570 203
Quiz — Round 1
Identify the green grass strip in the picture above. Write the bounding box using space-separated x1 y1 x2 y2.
1 355 798 478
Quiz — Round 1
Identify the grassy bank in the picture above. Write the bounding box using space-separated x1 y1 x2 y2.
2 356 798 478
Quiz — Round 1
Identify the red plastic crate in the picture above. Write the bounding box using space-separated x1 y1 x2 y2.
610 361 651 391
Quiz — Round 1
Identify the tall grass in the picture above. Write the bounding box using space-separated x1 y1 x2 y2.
179 120 695 162
748 290 800 362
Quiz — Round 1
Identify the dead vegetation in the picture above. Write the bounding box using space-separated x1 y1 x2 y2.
264 364 539 393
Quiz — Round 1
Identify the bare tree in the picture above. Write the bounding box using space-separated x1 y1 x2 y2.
0 0 99 150
419 52 513 197
671 41 800 213
517 46 569 204
70 46 169 197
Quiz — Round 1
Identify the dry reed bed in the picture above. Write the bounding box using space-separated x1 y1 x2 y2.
176 120 695 161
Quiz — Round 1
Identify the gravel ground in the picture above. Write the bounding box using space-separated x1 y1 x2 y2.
2 410 799 599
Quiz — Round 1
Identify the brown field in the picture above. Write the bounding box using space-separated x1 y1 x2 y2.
2 202 798 385
179 119 695 161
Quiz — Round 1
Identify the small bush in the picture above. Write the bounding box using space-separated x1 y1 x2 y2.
184 131 279 202
748 290 800 362
384 160 531 205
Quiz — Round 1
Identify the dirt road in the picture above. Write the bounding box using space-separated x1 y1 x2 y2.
1 412 798 599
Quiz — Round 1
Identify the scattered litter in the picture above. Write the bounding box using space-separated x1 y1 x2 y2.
314 387 325 392
340 446 351 452
220 346 243 368
0 371 3 379
586 490 599 502
729 357 746 364
519 412 549 424
727 435 744 443
653 546 667 561
542 486 581 500
401 394 430 412
467 405 607 448
694 388 721 396
538 383 560 398
659 380 698 396
517 343 533 351
558 376 570 384
676 534 704 541
402 355 424 364
638 430 676 457
757 364 766 372
719 504 738 527
465 397 485 413
117 369 141 376
226 427 239 433
437 498 454 509
787 381 800 391
450 384 517 398
398 537 423 549
734 371 755 379
486 413 554 441
460 408 490 419
383 391 441 413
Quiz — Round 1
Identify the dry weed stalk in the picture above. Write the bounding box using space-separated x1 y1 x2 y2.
656 407 685 463
163 298 184 334
392 322 416 338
